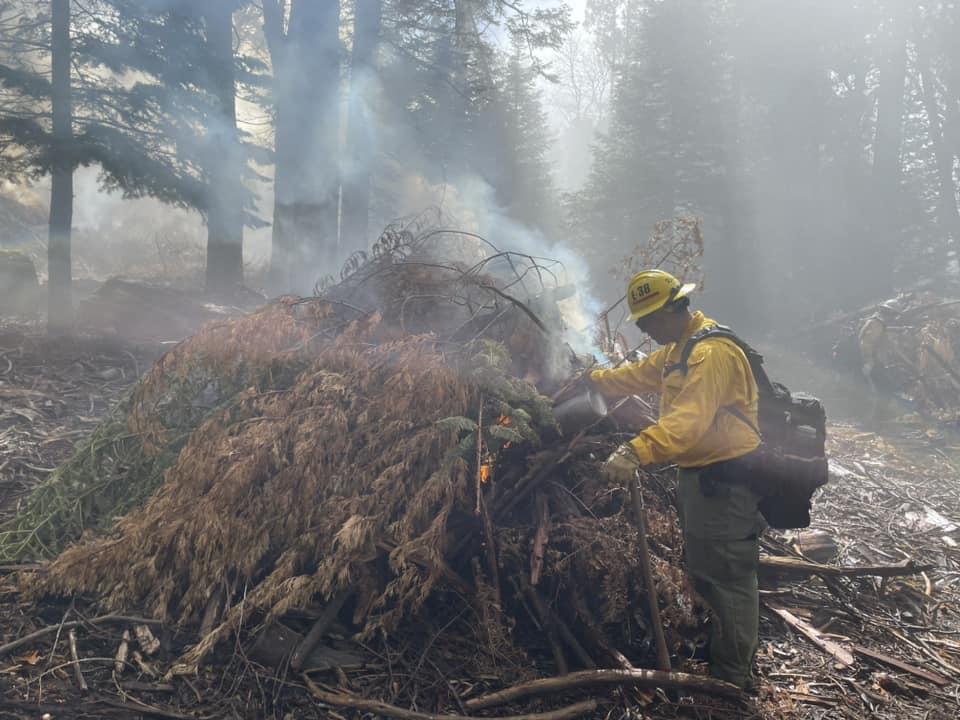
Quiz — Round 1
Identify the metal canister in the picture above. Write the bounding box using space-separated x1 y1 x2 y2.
553 390 608 436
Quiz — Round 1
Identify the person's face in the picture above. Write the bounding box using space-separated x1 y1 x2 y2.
635 307 676 345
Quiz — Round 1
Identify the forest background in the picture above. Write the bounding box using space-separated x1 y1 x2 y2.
0 0 955 340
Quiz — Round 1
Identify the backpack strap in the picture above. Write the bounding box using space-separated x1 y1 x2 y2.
722 404 762 440
663 324 777 401
664 325 743 377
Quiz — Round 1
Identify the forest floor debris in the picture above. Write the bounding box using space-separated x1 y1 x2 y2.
0 226 959 719
0 320 157 524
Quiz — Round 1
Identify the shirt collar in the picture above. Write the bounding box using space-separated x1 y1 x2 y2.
665 311 709 357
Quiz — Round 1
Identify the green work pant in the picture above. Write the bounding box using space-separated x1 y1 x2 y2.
677 466 763 688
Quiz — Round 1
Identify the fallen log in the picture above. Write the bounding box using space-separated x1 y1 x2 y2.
767 606 854 667
760 556 933 578
305 676 599 720
463 668 740 710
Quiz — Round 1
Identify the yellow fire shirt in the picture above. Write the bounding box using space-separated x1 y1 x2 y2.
591 312 761 468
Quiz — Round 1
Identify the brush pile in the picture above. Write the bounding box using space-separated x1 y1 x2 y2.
6 218 711 716
807 292 960 424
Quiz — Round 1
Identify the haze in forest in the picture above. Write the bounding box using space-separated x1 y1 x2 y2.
0 0 957 346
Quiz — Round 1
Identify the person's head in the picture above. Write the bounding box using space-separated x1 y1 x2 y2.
627 270 696 345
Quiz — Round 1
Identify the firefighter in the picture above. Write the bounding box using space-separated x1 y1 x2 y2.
858 299 901 423
589 269 763 691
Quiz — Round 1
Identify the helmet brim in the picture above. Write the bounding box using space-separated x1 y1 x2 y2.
675 282 697 300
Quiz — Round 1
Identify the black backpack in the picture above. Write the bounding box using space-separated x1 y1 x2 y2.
670 325 829 529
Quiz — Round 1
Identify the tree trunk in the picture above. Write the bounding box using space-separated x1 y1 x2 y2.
268 0 341 293
340 0 382 254
918 50 960 255
48 0 73 334
204 0 244 298
871 11 908 296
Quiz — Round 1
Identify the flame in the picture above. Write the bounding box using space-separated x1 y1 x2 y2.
479 415 514 483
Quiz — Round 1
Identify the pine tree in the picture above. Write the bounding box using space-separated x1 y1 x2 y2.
569 1 732 293
498 45 556 233
0 0 266 303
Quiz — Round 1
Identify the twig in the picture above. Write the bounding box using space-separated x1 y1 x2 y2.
0 615 161 659
530 492 550 586
305 675 599 720
463 668 740 710
94 695 203 720
478 284 549 333
628 478 670 672
68 629 88 692
476 396 484 516
478 492 502 609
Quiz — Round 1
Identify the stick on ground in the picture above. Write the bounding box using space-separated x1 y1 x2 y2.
767 606 855 667
305 675 599 720
0 615 161 659
463 668 741 710
852 644 950 686
629 479 671 672
68 629 88 692
760 556 933 578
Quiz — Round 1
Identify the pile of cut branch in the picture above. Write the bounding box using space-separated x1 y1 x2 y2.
2 221 725 718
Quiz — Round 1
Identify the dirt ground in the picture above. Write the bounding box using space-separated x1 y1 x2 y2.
0 322 959 719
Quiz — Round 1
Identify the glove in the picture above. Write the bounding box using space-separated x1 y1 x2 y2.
601 443 641 486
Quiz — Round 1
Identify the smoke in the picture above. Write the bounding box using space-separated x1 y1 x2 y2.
387 171 605 369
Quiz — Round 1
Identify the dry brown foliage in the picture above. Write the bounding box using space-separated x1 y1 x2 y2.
23 226 700 683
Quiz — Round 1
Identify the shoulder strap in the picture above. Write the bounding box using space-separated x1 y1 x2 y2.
723 404 762 439
663 325 776 397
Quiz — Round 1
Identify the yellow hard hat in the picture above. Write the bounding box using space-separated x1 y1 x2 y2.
627 269 696 322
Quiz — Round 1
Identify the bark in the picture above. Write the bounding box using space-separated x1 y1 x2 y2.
267 0 341 292
918 50 960 254
48 0 73 334
204 1 244 297
340 0 382 254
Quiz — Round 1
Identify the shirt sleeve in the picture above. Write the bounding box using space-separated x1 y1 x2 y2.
590 347 667 397
628 343 735 465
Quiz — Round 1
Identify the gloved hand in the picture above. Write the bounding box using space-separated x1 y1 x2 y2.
601 443 641 486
